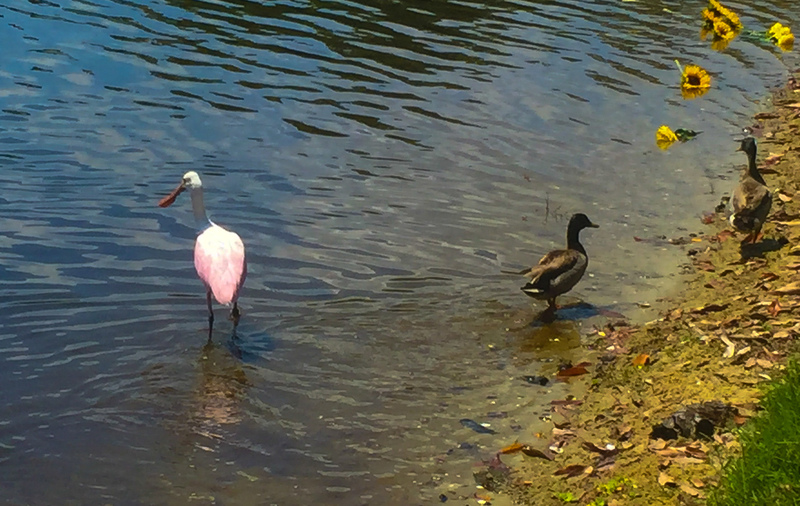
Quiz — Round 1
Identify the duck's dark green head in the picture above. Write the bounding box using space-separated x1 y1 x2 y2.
569 213 599 231
737 137 757 157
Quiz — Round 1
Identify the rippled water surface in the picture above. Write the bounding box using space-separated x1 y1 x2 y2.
1 0 799 504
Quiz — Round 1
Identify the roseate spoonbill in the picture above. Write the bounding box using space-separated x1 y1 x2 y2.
159 171 247 332
520 213 598 315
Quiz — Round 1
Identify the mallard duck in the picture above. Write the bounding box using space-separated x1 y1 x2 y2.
729 137 771 243
520 213 598 311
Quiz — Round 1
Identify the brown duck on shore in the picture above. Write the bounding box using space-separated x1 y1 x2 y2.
520 213 598 312
729 137 772 243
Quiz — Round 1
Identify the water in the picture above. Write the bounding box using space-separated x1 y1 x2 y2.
0 0 798 504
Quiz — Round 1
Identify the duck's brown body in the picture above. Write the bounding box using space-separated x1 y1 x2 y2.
521 213 597 311
729 137 771 243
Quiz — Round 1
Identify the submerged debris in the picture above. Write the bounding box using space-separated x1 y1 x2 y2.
460 418 497 434
522 375 549 386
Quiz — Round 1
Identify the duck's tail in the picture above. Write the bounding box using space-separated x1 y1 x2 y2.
521 284 546 298
730 213 760 232
502 267 534 276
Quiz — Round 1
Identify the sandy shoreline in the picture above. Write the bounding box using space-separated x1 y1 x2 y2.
469 72 800 505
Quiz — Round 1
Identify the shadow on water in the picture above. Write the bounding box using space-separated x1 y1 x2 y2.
524 301 626 326
206 316 278 363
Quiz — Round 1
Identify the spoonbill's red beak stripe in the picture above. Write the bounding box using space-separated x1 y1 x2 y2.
158 184 185 208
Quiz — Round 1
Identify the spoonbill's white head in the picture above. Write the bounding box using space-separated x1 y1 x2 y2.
182 171 203 189
158 171 203 208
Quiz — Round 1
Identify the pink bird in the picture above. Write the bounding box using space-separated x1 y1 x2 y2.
159 171 247 332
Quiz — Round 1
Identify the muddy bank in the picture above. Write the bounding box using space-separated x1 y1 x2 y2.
476 75 800 505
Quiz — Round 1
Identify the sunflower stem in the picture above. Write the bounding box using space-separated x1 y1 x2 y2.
674 59 684 75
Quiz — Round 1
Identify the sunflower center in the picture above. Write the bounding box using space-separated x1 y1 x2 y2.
688 75 701 86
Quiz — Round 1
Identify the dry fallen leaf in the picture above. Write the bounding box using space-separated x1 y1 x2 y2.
557 365 589 378
499 441 524 454
694 261 716 272
672 456 705 465
756 359 774 369
632 353 650 367
582 441 619 457
554 464 590 477
764 152 785 165
659 471 677 487
551 399 583 406
720 334 736 358
680 483 705 498
692 303 729 314
772 282 800 295
521 445 555 460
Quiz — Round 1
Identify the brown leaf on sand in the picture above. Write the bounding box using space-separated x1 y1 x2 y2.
672 456 705 465
521 445 555 460
756 359 774 369
557 365 589 378
692 303 729 314
659 471 677 487
632 354 650 367
680 483 705 498
554 464 590 477
499 441 524 454
694 260 716 272
764 153 785 165
772 282 800 295
715 230 734 242
705 279 726 290
582 441 619 457
760 272 780 282
551 399 583 406
768 299 782 317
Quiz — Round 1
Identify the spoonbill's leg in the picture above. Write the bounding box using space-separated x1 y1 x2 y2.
206 290 214 329
229 302 241 327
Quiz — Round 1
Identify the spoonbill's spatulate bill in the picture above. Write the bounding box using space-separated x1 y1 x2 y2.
159 171 247 334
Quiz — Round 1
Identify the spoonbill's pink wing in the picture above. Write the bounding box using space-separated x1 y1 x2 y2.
194 224 246 305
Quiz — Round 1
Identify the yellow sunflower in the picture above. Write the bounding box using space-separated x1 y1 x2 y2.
721 8 742 30
713 19 736 40
656 125 678 150
676 61 711 98
703 18 737 50
768 22 789 38
710 36 733 52
777 32 794 51
703 0 743 31
707 0 724 13
768 23 794 51
681 86 710 100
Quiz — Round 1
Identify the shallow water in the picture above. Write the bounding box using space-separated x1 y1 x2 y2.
0 0 798 504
